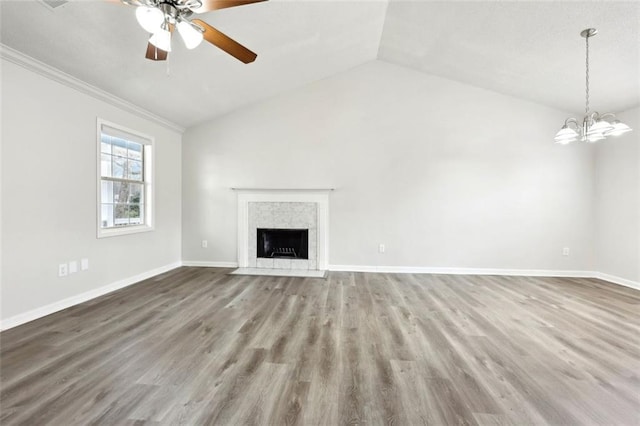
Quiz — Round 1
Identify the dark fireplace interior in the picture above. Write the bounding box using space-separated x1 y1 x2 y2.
257 228 309 259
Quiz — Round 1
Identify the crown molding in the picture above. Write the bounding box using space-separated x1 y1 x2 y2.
0 44 185 134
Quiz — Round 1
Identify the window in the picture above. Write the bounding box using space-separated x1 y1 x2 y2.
97 119 154 238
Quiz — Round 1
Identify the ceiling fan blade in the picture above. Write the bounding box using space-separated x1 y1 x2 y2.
192 0 266 14
145 42 168 61
192 19 257 64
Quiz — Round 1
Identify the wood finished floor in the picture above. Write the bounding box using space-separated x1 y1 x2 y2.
1 267 639 425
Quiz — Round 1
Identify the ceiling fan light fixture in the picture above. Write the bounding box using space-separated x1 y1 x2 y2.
135 6 164 34
149 24 172 52
122 0 266 62
177 20 204 50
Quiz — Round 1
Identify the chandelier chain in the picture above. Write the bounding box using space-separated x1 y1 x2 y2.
585 34 590 115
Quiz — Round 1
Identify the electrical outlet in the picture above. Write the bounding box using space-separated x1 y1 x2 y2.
562 247 570 256
379 243 385 254
69 261 78 274
202 240 208 248
58 263 68 277
81 258 89 271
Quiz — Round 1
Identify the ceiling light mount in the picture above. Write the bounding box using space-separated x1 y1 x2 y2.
158 2 179 21
554 28 632 145
580 28 597 38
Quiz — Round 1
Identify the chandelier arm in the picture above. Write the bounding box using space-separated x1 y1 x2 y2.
564 118 579 129
587 111 599 122
598 112 617 120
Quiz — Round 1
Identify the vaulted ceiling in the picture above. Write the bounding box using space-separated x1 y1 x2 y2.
1 0 638 129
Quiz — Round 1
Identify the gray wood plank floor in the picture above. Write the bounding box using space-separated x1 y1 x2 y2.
1 267 639 425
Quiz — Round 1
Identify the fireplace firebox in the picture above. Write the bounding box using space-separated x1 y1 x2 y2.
257 228 309 259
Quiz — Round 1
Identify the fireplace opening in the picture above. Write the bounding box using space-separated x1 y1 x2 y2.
257 228 309 259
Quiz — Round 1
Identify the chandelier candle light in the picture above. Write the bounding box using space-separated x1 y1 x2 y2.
554 28 632 145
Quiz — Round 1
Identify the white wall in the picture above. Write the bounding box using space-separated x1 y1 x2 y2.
182 60 594 272
1 58 182 323
594 107 640 283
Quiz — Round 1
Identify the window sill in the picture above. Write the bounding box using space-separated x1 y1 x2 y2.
97 224 154 239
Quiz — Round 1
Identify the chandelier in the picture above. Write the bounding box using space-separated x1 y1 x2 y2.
554 28 632 145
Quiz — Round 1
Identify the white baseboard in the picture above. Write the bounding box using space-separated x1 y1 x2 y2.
328 264 639 291
182 260 239 268
0 261 182 331
181 262 639 291
592 272 640 291
328 264 593 277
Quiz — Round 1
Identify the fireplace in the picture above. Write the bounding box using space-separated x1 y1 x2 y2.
257 228 309 259
234 189 330 270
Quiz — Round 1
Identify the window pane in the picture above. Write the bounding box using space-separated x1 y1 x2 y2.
113 182 130 203
114 204 129 226
101 204 114 228
101 135 112 154
112 138 128 157
128 160 142 181
98 123 152 235
129 183 143 204
128 141 143 161
112 156 126 179
129 204 142 224
101 180 114 204
101 154 112 177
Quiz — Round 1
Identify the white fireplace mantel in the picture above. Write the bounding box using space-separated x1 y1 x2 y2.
234 188 331 270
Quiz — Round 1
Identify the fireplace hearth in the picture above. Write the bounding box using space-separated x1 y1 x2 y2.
257 228 309 260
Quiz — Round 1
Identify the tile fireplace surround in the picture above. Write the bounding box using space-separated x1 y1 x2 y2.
234 189 330 270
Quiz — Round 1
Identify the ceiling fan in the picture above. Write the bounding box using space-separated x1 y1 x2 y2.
120 0 266 63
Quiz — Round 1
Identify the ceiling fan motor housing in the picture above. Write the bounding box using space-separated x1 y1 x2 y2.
123 0 202 14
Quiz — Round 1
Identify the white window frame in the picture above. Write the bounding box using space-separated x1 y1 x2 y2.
96 118 155 238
